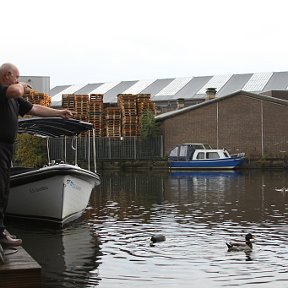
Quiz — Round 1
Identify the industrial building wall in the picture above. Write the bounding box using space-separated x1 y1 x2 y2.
161 104 218 155
217 96 262 158
263 99 288 157
160 93 288 159
20 76 50 94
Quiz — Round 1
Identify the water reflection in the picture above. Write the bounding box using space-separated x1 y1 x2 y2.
91 170 288 226
8 219 102 287
166 170 288 225
7 170 288 287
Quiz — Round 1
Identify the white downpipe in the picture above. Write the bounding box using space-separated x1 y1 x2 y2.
261 101 264 157
216 103 219 149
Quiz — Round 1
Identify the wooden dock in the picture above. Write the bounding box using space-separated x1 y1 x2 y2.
0 246 41 288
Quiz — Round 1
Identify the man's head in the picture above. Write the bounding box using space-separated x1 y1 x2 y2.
0 63 20 86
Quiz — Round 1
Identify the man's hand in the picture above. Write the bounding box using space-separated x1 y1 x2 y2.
59 109 74 119
19 82 33 89
19 82 33 94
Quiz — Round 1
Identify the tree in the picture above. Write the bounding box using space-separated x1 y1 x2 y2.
15 134 47 167
140 109 160 139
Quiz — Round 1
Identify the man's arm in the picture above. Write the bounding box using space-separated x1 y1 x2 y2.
27 104 73 119
5 83 25 98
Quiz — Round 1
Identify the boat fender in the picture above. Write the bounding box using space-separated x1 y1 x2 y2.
150 234 166 243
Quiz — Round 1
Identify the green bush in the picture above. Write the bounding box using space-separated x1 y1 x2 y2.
140 109 160 139
15 134 47 167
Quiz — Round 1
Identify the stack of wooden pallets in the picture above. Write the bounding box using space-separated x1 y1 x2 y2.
74 94 89 121
105 106 122 137
62 94 91 136
60 92 156 138
62 94 90 121
136 94 155 117
117 94 138 136
23 89 51 107
62 94 75 111
89 94 105 137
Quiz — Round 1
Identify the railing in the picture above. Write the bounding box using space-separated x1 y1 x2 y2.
48 136 163 164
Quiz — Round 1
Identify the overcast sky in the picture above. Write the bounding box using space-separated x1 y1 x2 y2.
1 0 287 88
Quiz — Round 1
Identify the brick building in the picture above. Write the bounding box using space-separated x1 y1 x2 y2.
156 90 288 159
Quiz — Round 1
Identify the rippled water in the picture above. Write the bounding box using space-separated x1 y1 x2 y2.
8 170 288 287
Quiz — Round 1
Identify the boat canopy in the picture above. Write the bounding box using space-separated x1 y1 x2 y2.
18 117 93 137
168 143 213 161
169 144 195 161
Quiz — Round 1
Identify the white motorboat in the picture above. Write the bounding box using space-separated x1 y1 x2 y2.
7 117 101 224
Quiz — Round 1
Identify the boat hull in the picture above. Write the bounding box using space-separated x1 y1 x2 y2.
169 156 245 170
7 164 100 224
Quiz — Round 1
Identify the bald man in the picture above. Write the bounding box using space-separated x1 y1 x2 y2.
0 63 73 246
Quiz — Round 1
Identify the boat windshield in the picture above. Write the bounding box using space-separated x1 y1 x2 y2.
192 144 205 149
203 144 212 149
224 151 230 157
189 144 212 149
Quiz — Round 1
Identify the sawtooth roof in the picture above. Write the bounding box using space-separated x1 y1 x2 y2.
50 71 288 106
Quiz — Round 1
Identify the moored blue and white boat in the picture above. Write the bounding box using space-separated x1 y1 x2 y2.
168 143 245 170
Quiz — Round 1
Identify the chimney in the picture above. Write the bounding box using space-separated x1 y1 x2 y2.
176 98 185 109
206 88 217 100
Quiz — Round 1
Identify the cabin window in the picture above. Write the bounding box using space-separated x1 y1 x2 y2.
206 152 220 159
169 147 179 158
196 152 205 159
179 146 188 157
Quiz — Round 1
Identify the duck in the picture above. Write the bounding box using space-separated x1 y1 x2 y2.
150 234 166 246
150 234 166 243
226 233 255 251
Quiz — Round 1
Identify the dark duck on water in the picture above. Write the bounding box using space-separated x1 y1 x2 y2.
226 233 255 252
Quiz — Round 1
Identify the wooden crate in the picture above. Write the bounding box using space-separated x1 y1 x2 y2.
62 94 75 110
23 89 51 107
90 94 103 101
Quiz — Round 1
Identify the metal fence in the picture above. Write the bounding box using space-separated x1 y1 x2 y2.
48 136 163 164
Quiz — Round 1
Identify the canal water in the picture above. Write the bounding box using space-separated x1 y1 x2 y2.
7 169 288 287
